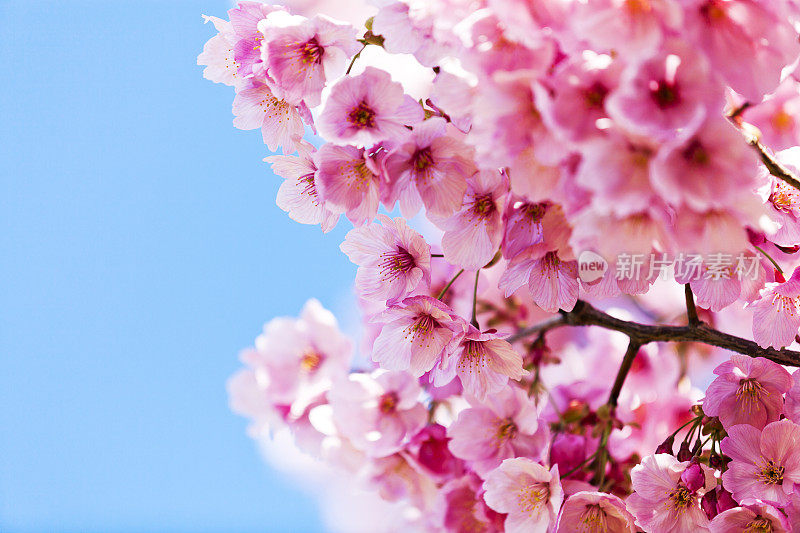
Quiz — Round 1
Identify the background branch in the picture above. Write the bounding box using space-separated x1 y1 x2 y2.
509 300 800 367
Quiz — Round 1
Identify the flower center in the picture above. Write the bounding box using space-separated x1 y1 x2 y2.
458 340 488 374
405 313 437 345
682 139 709 166
379 247 416 281
378 392 399 414
771 108 795 132
300 349 323 373
759 459 785 485
412 147 435 172
650 79 680 109
669 486 693 511
769 182 799 213
495 418 518 442
471 194 496 218
348 101 376 128
580 504 608 532
583 81 609 109
701 1 727 22
744 517 774 533
517 483 549 514
736 378 766 407
301 37 324 65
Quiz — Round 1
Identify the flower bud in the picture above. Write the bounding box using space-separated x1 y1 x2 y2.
677 441 692 462
655 434 675 455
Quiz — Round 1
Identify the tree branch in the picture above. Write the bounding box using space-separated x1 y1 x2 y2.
508 300 800 367
684 284 700 327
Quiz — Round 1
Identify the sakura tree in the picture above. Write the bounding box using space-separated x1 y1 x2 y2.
199 1 800 531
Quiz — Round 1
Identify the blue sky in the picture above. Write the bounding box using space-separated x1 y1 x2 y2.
1 1 356 531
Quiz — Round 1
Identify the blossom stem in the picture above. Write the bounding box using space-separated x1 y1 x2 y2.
431 253 444 258
470 270 480 328
436 269 464 300
684 284 701 327
345 44 367 75
507 300 800 367
754 245 784 275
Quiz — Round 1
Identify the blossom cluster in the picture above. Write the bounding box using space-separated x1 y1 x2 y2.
199 0 800 531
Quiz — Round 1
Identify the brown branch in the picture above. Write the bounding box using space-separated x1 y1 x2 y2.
508 300 800 367
684 284 700 327
749 138 800 191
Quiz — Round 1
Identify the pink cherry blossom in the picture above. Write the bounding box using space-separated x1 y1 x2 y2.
743 78 800 151
709 501 790 533
340 215 431 304
406 423 464 481
437 474 504 533
784 369 800 423
649 117 759 211
482 458 563 533
570 0 682 59
759 149 800 247
232 80 305 154
382 117 473 219
198 15 241 87
627 454 716 532
556 491 636 533
371 296 462 376
329 369 427 457
229 299 352 427
436 170 508 270
257 12 360 107
703 354 792 429
228 1 283 78
436 327 526 401
265 140 338 232
535 52 622 143
748 266 800 349
447 386 546 476
606 37 720 140
682 0 800 100
720 420 800 506
317 67 424 147
314 143 382 226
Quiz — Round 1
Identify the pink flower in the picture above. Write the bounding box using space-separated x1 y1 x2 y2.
314 143 382 226
447 386 546 475
198 15 241 87
406 423 464 481
759 149 800 247
682 0 799 100
743 78 800 151
232 80 305 154
571 0 682 59
436 170 508 270
482 458 563 533
535 52 622 143
257 12 360 107
556 491 636 533
317 67 424 147
329 369 427 457
748 266 800 349
702 354 792 429
436 327 526 401
228 1 283 78
371 296 462 376
499 205 578 313
720 420 800 506
650 117 758 211
709 501 790 533
265 140 338 232
340 215 431 304
382 117 473 218
230 299 352 425
627 454 715 532
437 474 504 532
606 37 720 140
784 369 800 423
